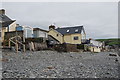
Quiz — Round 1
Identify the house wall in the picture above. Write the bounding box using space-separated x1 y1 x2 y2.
4 31 23 40
81 30 86 40
48 29 63 44
16 26 23 31
33 30 39 38
0 22 17 42
63 34 71 43
39 31 48 38
1 27 8 42
9 21 17 31
23 26 33 38
33 30 48 38
89 46 101 52
64 34 82 44
90 40 103 47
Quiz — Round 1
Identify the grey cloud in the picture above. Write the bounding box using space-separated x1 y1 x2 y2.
2 2 118 39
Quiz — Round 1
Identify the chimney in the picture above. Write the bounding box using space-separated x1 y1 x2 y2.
16 24 20 27
49 25 56 30
0 9 5 14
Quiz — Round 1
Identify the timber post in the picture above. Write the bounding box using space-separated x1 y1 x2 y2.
16 39 18 53
23 44 26 52
8 39 10 48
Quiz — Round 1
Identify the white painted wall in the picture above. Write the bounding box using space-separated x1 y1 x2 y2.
33 30 48 38
23 26 33 38
9 21 17 31
39 31 48 38
90 40 103 47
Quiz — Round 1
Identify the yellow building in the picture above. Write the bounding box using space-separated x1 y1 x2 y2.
48 25 86 44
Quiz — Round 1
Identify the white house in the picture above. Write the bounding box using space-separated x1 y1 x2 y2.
88 39 104 52
90 39 103 47
23 26 33 38
33 28 48 38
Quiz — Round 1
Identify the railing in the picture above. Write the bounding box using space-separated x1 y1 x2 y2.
9 36 25 53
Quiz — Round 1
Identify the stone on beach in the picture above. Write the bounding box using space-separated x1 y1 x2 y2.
2 50 119 78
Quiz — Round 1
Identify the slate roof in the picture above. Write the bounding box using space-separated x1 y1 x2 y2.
0 14 15 27
55 26 84 35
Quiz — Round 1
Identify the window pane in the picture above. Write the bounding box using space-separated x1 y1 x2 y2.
74 36 78 40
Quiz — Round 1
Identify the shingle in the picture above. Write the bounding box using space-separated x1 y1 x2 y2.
0 14 12 22
55 26 83 35
0 14 15 27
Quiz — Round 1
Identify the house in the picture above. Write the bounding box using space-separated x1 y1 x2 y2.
90 39 103 48
5 25 34 39
15 24 23 31
23 26 33 38
33 28 48 38
0 9 16 42
48 25 86 44
85 39 105 52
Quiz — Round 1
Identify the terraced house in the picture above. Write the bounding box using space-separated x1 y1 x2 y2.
48 25 86 44
0 9 16 43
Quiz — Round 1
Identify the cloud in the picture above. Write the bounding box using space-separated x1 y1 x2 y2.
2 2 118 39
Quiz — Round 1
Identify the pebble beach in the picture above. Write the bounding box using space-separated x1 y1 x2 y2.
1 50 120 78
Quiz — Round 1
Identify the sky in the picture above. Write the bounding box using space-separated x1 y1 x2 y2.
1 2 118 39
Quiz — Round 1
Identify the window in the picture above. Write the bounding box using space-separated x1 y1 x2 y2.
0 32 1 37
75 29 78 32
74 36 79 40
56 34 59 36
0 29 1 37
67 30 69 33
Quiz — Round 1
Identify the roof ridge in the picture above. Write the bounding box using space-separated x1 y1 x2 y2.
55 26 84 35
56 26 83 29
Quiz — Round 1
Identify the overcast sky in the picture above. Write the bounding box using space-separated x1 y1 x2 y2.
1 2 118 39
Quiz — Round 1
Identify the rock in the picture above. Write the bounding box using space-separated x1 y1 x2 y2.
115 58 118 62
47 66 54 70
2 51 119 78
109 53 117 56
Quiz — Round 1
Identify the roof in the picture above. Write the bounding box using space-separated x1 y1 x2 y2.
0 14 15 27
33 28 48 33
55 26 84 35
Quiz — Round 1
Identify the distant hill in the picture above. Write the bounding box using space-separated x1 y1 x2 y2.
96 38 120 47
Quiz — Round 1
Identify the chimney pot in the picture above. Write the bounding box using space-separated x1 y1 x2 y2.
49 25 56 30
0 9 5 14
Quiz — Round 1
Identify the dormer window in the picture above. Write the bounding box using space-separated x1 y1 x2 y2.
75 29 78 32
67 30 69 33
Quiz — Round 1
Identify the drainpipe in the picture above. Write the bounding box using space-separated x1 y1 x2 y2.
7 26 9 32
63 35 64 44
